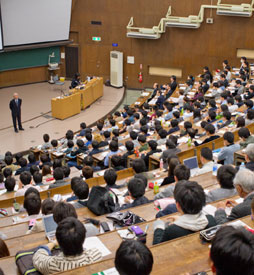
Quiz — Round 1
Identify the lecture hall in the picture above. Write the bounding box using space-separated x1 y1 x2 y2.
0 0 254 274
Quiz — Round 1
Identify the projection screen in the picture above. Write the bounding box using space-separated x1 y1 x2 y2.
0 0 72 47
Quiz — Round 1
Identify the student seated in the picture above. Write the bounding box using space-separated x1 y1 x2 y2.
137 135 149 152
111 155 125 171
33 172 43 186
217 111 232 129
193 147 214 176
32 217 102 274
194 124 220 146
160 139 181 169
48 168 68 189
2 155 20 172
3 167 12 179
142 140 162 169
15 157 28 175
157 129 168 145
180 121 192 137
153 181 216 244
39 154 52 169
27 198 55 234
69 139 88 163
242 143 254 171
41 134 51 150
120 178 150 210
239 127 254 149
15 171 41 197
98 130 111 148
217 132 240 165
89 140 103 156
215 169 254 224
63 140 74 154
167 119 180 135
227 97 238 113
245 109 254 126
83 156 101 172
210 226 254 275
104 140 120 167
27 153 40 168
236 116 245 128
30 165 39 176
122 141 135 168
104 168 124 189
115 240 153 275
71 177 89 209
206 165 237 203
207 110 217 124
23 192 41 220
42 165 53 184
77 122 87 137
82 166 94 180
4 176 16 193
132 159 153 179
160 157 180 186
154 164 190 200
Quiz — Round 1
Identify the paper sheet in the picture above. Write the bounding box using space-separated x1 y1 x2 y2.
83 236 111 257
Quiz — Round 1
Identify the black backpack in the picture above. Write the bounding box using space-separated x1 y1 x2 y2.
87 186 119 216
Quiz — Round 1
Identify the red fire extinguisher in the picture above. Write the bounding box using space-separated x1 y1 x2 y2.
138 72 143 83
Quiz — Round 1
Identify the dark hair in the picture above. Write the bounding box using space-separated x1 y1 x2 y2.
76 140 85 150
170 119 179 128
40 154 50 164
103 168 117 186
20 171 32 186
82 166 93 179
53 167 64 181
210 226 254 275
115 240 153 275
223 132 234 144
247 109 254 120
56 217 86 257
110 119 116 127
128 178 146 199
174 181 206 214
24 193 41 216
83 156 94 167
0 238 10 258
53 202 78 224
4 176 16 192
33 172 42 184
201 147 213 161
208 110 216 120
24 187 40 198
138 134 146 144
3 168 12 178
73 179 89 200
125 141 134 152
205 124 215 135
184 121 192 130
158 129 168 139
245 99 254 109
80 122 86 129
239 127 250 139
132 159 146 174
18 157 27 168
130 131 138 140
62 166 71 178
92 140 99 149
28 153 36 164
104 130 111 139
85 132 92 141
111 155 122 168
67 140 74 148
43 134 50 143
148 140 158 151
173 111 180 119
223 111 231 121
235 94 242 102
236 116 245 128
4 155 13 166
209 99 217 108
174 164 190 181
140 125 148 135
51 139 58 147
134 174 148 189
42 165 51 177
109 140 119 152
167 157 180 177
217 165 236 189
41 198 55 215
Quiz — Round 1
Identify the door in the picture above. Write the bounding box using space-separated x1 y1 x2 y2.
65 46 79 79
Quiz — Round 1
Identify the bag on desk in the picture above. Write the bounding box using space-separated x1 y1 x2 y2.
87 186 119 216
107 211 146 227
15 247 61 275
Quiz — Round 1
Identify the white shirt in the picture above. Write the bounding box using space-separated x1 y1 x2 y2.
193 161 214 177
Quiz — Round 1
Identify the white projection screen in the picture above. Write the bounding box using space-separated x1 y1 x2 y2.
0 0 72 47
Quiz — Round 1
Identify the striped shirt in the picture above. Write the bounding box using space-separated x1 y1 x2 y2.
33 247 102 274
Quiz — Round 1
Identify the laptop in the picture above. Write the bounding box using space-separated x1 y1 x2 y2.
183 156 199 177
43 214 58 241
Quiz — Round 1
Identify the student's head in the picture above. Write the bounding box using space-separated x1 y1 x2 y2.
134 174 148 189
83 156 94 167
53 159 62 170
111 155 123 168
53 167 64 181
110 119 116 127
138 134 146 145
103 130 111 139
4 155 13 166
18 157 27 168
112 129 120 137
3 168 12 179
30 165 39 176
217 165 236 189
174 164 190 182
204 124 215 135
96 121 104 131
33 172 42 185
210 226 254 275
109 140 119 152
140 125 148 135
85 132 92 142
14 152 22 164
245 99 254 109
158 129 167 139
82 166 93 179
41 198 55 215
200 147 213 163
56 217 86 257
130 131 138 141
28 153 36 164
148 140 158 151
40 154 50 164
4 176 16 192
24 193 41 216
167 156 180 177
73 179 89 200
236 116 245 128
247 109 254 121
66 130 74 140
183 121 192 131
115 240 153 275
173 111 180 119
208 110 216 121
235 94 242 103
234 169 254 198
0 238 10 258
170 119 179 128
125 141 134 152
132 159 146 174
245 143 254 163
104 168 117 186
20 171 32 186
238 127 250 140
128 178 146 199
80 122 86 130
42 165 51 177
91 140 99 150
223 111 231 121
174 181 205 214
209 99 217 108
67 140 74 149
62 166 71 178
53 202 78 224
43 134 50 143
51 139 58 148
223 132 234 146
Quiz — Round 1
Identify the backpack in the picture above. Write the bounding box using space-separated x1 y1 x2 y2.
87 186 119 216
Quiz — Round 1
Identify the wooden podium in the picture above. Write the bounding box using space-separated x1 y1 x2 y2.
51 77 103 120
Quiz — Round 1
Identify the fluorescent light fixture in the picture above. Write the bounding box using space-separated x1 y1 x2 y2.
126 32 161 39
165 22 200 28
216 9 252 16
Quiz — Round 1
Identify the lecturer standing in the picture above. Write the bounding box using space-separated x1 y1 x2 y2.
9 93 24 133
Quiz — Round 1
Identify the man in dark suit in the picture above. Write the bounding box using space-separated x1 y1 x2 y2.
215 169 254 224
9 93 24 133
